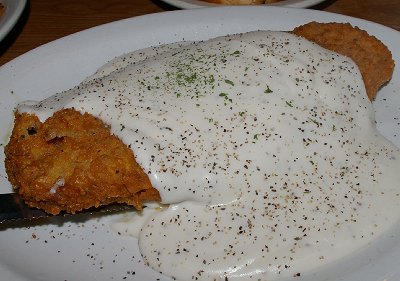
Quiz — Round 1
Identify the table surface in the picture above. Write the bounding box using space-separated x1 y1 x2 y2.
0 0 399 66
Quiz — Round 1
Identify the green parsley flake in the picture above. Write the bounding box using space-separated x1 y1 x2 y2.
264 86 273 94
225 79 234 86
231 50 241 56
308 118 320 127
219 92 232 104
285 101 293 107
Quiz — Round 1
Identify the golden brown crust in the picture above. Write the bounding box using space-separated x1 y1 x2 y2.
5 109 160 215
292 22 395 100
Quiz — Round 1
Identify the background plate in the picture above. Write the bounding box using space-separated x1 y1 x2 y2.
160 0 326 9
0 0 26 41
0 6 399 281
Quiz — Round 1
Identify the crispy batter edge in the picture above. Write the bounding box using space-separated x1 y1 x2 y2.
291 21 395 100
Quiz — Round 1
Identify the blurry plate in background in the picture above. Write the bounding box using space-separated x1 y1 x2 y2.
160 0 327 9
0 0 26 41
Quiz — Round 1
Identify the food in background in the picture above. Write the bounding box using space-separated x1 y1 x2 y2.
0 3 5 17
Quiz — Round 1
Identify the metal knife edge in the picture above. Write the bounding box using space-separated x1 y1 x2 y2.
0 192 134 224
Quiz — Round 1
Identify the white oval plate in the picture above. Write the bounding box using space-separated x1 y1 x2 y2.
0 0 26 41
160 0 326 9
0 6 399 281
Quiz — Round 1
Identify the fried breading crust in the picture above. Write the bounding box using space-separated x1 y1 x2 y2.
292 22 395 100
5 109 160 215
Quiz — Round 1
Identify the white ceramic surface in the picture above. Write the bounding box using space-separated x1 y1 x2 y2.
0 0 26 41
0 6 399 281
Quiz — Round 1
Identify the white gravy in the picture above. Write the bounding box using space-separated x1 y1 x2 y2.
18 31 400 280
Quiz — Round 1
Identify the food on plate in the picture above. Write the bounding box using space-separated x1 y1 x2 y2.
202 0 280 4
292 21 395 100
5 109 160 215
4 22 400 280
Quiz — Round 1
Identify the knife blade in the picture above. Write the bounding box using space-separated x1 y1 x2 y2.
0 193 134 223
